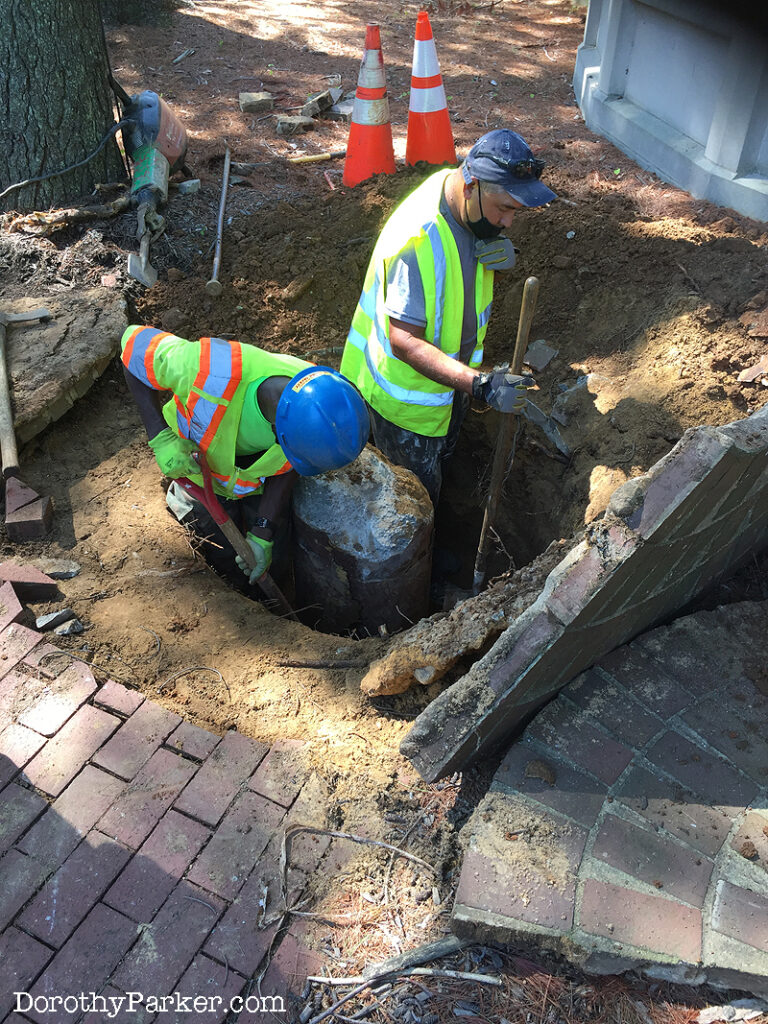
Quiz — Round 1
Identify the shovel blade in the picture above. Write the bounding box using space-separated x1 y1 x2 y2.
127 252 158 288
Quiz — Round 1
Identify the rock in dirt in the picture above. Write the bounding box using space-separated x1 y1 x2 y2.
53 617 84 636
36 608 76 631
31 557 81 580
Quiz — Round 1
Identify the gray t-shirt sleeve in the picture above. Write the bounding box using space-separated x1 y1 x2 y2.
383 243 428 330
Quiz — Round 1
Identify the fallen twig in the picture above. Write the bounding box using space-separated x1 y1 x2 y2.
275 659 367 669
157 664 224 693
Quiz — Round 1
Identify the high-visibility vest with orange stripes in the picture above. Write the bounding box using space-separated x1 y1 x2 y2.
121 326 309 499
340 169 494 437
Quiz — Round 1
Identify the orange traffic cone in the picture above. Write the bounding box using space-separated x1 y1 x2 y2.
405 11 456 167
343 24 396 188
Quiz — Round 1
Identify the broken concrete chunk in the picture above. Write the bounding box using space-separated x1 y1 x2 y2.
276 115 316 135
36 608 76 631
524 339 559 372
325 98 355 123
300 87 343 118
31 558 80 580
176 178 201 195
54 617 84 636
238 91 274 113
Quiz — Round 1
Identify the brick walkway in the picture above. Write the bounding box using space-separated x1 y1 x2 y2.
0 616 330 1023
453 601 768 995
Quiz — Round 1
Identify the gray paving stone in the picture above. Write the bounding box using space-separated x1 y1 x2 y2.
595 647 696 718
645 729 759 809
564 668 662 748
712 880 768 953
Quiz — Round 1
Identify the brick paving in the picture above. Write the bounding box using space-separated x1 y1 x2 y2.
0 616 330 1023
453 602 768 995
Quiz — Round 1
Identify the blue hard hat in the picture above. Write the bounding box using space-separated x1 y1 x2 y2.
275 366 370 476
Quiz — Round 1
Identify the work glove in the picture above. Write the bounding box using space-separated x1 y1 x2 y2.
474 236 518 271
472 367 535 414
148 427 199 479
235 533 274 585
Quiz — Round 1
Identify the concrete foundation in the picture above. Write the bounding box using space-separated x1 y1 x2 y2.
292 446 433 635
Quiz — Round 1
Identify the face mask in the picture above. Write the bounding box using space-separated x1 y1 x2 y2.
466 182 502 240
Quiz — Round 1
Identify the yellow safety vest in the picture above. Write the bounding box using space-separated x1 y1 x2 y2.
341 169 494 437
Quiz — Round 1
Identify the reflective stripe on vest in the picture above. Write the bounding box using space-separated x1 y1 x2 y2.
122 325 172 388
174 337 242 449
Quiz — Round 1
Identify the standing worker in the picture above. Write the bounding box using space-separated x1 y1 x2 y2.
121 326 369 589
341 129 557 507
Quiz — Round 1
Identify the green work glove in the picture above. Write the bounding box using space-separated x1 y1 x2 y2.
472 368 535 413
235 533 273 584
148 427 199 478
474 236 518 271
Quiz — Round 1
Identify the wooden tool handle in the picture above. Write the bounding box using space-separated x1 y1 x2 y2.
0 324 19 477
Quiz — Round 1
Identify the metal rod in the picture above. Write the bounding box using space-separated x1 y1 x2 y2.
206 146 231 297
472 276 540 595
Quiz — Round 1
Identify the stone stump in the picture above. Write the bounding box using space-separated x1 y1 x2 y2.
292 446 433 634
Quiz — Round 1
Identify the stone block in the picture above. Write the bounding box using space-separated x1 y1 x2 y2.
98 747 198 849
590 812 714 906
5 496 54 541
16 660 98 737
92 700 182 780
525 701 633 785
166 719 220 761
276 114 316 134
0 623 43 681
0 781 46 854
112 880 225 995
22 704 119 796
493 739 607 828
614 764 733 859
18 830 131 947
0 581 24 634
238 90 273 113
17 764 125 865
711 879 768 952
645 730 759 810
0 722 46 789
0 927 53 1020
174 729 268 825
0 563 57 600
578 877 702 962
104 808 210 923
93 678 144 716
0 848 50 930
248 739 309 807
27 903 136 1022
564 669 661 748
187 790 286 900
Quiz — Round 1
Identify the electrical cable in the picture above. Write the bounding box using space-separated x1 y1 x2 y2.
0 119 130 202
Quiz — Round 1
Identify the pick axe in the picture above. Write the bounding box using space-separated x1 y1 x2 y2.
0 306 54 541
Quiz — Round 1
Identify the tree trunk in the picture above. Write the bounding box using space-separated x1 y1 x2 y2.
0 0 127 213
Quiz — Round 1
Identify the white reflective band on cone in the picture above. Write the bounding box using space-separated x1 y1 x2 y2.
358 67 386 88
412 40 440 78
352 96 391 126
409 84 448 113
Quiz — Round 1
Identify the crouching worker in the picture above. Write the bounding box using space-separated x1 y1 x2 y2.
121 325 369 593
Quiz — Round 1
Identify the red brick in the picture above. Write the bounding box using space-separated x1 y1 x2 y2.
0 722 46 789
112 880 225 995
0 581 23 635
248 739 309 808
681 695 768 787
104 808 210 922
546 546 606 625
730 812 768 867
16 661 98 737
164 954 247 1023
524 701 634 785
0 848 50 930
0 624 43 682
712 880 768 952
5 497 54 542
18 830 131 947
0 781 47 854
0 926 53 1019
22 643 71 678
92 700 182 780
17 765 125 866
564 669 662 748
166 720 220 761
79 986 155 1024
187 791 285 900
22 704 119 796
0 563 57 601
0 667 31 728
646 730 759 809
282 774 333 875
595 647 695 717
256 921 325 1006
98 747 198 849
615 764 733 859
579 877 702 962
4 476 42 516
487 610 563 696
27 903 137 1022
174 730 268 826
93 678 144 716
494 740 607 828
591 813 713 907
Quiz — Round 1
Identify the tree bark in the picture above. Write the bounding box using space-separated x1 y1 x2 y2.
0 0 127 213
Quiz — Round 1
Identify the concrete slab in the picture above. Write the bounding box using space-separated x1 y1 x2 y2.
452 601 768 995
401 403 768 782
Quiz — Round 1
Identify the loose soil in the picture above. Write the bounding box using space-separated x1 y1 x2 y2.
2 1 768 1018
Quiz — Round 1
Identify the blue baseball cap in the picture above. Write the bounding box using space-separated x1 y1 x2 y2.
462 129 557 207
